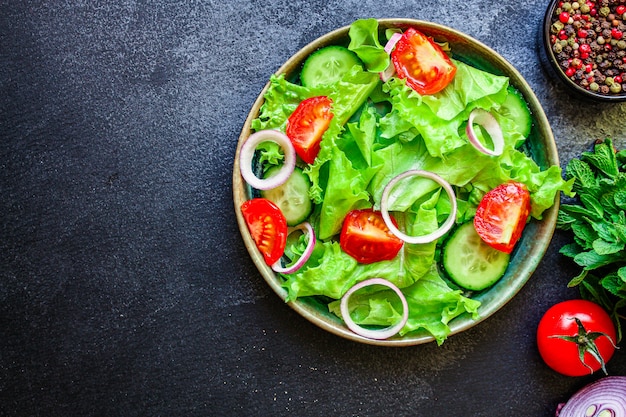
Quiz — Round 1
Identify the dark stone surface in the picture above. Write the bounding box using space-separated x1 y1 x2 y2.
1 1 625 416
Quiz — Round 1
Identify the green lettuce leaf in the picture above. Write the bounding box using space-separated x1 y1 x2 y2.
347 18 389 72
328 264 481 345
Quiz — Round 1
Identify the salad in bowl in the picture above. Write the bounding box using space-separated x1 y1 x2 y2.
233 18 574 346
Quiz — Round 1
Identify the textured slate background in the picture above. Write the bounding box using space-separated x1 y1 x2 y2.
1 1 625 416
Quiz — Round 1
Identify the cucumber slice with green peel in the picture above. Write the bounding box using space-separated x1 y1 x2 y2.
499 86 532 138
261 166 313 226
300 45 363 88
442 221 510 291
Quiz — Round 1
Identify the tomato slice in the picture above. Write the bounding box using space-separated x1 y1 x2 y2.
390 28 457 95
286 96 333 165
340 209 403 264
473 181 531 254
241 198 288 266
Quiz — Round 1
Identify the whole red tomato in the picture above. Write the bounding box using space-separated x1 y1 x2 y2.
537 299 617 377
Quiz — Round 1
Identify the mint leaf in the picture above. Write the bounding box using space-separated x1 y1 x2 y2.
580 193 605 218
572 222 597 249
592 238 624 255
559 242 582 258
601 271 626 296
574 250 623 269
566 158 597 195
582 139 619 178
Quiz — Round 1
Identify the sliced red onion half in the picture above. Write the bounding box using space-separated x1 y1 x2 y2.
556 376 626 417
379 32 402 82
239 129 296 190
271 222 315 274
380 170 457 244
466 108 504 156
340 278 409 340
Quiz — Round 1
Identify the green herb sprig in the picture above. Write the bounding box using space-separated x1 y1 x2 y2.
557 138 626 343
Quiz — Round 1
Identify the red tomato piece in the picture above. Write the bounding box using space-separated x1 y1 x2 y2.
473 181 531 254
391 27 457 95
340 209 403 264
241 198 288 266
286 96 334 165
537 300 617 376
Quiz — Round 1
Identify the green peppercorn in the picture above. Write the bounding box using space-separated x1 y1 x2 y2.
618 40 626 49
552 21 565 33
606 76 614 85
600 6 611 17
610 83 622 93
598 36 606 44
590 82 600 91
554 43 564 53
562 2 572 11
572 1 580 10
580 3 590 13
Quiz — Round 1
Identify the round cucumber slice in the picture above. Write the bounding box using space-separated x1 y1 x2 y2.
442 222 510 291
499 86 532 138
261 166 312 226
300 45 363 88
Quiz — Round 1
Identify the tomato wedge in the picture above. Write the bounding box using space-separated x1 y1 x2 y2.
286 96 333 165
473 181 531 254
241 198 288 265
390 28 457 95
340 209 403 264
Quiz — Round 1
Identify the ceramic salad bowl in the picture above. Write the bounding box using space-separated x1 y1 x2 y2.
233 19 563 346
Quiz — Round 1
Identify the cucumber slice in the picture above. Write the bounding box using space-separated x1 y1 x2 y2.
260 166 313 226
499 86 532 138
300 45 363 88
442 222 510 291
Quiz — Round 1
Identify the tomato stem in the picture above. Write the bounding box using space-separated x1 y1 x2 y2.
550 317 619 375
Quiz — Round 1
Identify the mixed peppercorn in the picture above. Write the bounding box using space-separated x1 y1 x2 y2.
550 0 626 95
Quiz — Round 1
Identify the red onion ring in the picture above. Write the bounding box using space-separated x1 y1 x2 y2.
466 108 504 156
271 222 315 274
239 130 296 190
380 170 457 244
340 278 409 340
556 376 626 417
384 32 403 54
380 32 402 82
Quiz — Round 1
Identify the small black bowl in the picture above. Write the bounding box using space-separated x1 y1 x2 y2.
540 0 626 102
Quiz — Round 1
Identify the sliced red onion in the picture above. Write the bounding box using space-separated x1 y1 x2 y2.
271 222 315 274
380 170 457 244
340 278 409 340
384 32 403 54
379 64 396 82
379 32 402 82
239 129 296 190
466 108 504 156
556 376 626 417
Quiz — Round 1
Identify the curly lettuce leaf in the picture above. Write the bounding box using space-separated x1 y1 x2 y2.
328 264 481 345
347 18 389 72
383 59 509 158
